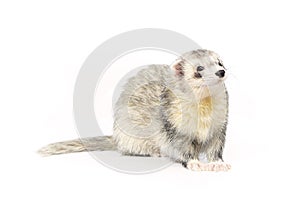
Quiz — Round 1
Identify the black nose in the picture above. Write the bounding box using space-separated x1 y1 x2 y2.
215 70 225 78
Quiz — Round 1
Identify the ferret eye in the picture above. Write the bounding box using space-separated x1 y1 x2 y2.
218 61 226 69
197 66 204 71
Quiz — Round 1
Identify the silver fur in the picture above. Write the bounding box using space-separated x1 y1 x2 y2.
38 49 231 171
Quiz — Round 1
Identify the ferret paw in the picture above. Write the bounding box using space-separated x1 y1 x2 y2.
185 160 231 172
206 162 231 172
186 159 207 171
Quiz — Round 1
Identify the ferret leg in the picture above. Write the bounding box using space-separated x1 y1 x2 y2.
204 134 231 172
182 140 208 171
163 139 208 171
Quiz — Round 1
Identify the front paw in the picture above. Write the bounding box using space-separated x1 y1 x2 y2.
185 160 231 172
186 159 207 171
206 162 231 172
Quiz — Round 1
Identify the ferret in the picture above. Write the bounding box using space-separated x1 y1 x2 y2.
38 49 231 172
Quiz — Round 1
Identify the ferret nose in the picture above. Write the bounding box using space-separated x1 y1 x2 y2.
215 70 225 78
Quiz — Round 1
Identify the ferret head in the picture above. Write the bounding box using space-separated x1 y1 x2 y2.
171 49 227 98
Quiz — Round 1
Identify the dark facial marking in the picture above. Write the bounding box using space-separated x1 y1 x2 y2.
194 72 202 78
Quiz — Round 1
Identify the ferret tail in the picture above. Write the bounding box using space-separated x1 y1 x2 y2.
37 136 117 156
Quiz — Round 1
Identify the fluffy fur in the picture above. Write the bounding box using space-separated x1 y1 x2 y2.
39 49 231 171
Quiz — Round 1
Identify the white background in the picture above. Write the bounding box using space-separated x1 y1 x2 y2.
1 0 299 199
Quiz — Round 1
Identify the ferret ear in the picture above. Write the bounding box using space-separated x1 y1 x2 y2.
171 59 184 76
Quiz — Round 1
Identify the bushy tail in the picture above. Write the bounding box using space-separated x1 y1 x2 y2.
38 136 116 156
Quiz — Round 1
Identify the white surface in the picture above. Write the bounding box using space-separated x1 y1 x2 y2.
0 0 299 200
